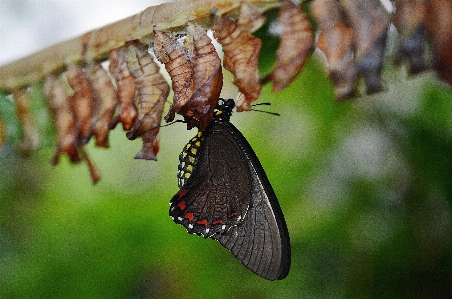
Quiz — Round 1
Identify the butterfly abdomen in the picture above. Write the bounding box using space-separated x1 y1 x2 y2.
177 131 204 188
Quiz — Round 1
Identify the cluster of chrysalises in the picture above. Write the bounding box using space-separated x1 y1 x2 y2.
0 1 338 182
311 0 442 100
41 42 171 182
213 0 313 111
5 0 448 182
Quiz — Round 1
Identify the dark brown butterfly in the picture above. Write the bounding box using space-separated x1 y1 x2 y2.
170 99 291 280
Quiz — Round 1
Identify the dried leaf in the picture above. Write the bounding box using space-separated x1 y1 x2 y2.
340 0 390 94
425 0 452 85
66 64 93 144
392 0 428 74
312 0 356 99
212 3 264 112
125 42 169 160
265 0 314 91
13 88 40 156
109 49 138 130
154 31 194 123
43 75 81 165
181 22 223 130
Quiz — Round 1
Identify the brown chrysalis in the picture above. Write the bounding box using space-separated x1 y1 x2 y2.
66 64 94 144
125 42 169 160
311 0 356 100
264 0 314 91
109 49 138 131
85 62 118 148
212 3 263 112
13 88 40 156
340 0 390 94
43 74 81 164
180 22 223 130
154 31 194 124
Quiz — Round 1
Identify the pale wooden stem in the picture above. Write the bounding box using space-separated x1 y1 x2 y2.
0 0 281 92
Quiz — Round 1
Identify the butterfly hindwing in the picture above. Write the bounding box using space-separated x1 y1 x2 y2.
210 120 291 281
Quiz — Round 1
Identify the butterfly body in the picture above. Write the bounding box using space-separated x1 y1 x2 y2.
170 99 291 280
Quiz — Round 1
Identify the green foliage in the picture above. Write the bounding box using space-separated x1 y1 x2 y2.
1 55 452 299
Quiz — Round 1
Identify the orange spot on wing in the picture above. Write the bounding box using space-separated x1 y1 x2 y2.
197 219 209 226
213 219 223 225
178 188 188 198
178 201 186 211
227 212 237 218
184 213 194 222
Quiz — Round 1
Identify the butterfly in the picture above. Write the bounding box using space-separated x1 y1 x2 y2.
169 98 291 280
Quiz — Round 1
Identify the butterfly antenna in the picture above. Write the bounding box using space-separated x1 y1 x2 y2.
251 102 280 116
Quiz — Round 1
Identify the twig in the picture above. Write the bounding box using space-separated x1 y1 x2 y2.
0 0 281 92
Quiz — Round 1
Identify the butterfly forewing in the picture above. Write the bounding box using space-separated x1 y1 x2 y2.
170 122 251 238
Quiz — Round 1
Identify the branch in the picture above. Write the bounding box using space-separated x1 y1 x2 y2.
0 0 281 92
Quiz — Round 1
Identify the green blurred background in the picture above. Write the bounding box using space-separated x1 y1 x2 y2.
2 4 452 299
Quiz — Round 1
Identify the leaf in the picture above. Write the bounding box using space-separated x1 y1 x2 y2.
85 62 118 148
312 0 356 99
108 49 138 131
180 22 223 130
153 31 194 123
125 42 170 160
212 3 264 112
13 88 40 156
66 64 94 144
43 75 81 164
264 0 314 91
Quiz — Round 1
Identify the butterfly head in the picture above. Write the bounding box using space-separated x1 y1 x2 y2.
213 98 235 122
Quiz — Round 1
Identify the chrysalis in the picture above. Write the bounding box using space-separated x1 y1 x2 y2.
125 42 169 160
311 0 356 99
212 3 264 112
180 22 223 130
85 62 118 148
264 0 314 91
340 0 390 94
13 88 40 156
392 0 428 74
153 31 194 124
109 49 138 131
425 0 452 85
43 75 80 164
66 64 93 144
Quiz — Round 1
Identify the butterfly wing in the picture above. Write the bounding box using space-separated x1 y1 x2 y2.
211 121 291 281
170 119 291 280
170 122 251 238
